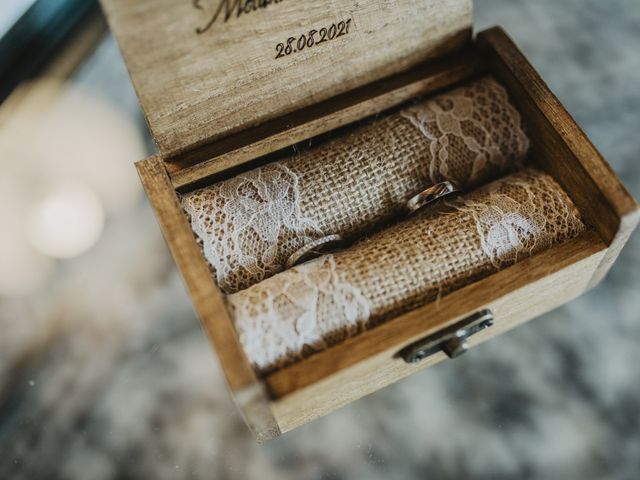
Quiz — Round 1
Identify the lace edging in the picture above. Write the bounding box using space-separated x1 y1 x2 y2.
227 255 370 372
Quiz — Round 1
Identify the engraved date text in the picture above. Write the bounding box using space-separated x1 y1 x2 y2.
275 18 352 59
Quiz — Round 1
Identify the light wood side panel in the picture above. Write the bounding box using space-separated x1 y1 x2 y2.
102 0 472 161
270 232 607 432
476 27 639 287
136 157 280 440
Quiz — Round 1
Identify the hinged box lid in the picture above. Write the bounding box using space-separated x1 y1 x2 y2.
102 0 472 164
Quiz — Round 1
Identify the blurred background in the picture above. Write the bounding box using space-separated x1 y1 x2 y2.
0 0 638 478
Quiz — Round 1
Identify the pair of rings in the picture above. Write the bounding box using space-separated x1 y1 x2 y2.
287 181 460 267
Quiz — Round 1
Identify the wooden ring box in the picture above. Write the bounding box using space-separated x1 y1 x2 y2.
101 0 639 441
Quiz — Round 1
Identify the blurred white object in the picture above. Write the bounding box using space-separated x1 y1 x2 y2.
26 184 105 259
0 77 146 295
1 78 145 217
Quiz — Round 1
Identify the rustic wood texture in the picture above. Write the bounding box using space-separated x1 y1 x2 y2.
263 29 639 417
128 25 638 440
270 233 606 432
476 27 640 288
266 231 606 418
169 48 483 189
135 156 280 440
101 0 471 163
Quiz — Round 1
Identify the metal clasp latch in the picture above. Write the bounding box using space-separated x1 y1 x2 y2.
398 309 494 364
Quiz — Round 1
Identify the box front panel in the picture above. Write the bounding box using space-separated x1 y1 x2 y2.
269 234 607 432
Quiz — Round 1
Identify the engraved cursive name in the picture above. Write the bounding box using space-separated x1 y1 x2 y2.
193 0 285 34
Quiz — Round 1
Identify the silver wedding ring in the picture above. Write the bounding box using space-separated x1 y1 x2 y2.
286 182 458 267
406 181 460 213
286 234 344 268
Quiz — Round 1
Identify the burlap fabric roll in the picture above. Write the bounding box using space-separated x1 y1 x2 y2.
182 77 530 294
227 169 586 373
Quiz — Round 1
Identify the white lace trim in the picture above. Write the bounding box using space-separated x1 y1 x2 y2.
463 194 546 266
227 170 583 372
227 255 370 372
401 78 530 184
181 164 322 294
454 172 583 267
183 78 529 294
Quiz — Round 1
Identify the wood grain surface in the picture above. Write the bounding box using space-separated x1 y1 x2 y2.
129 26 638 440
101 0 471 162
168 48 483 188
476 27 640 289
269 232 607 432
136 156 280 440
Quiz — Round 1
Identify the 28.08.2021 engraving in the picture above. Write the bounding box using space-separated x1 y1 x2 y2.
275 19 352 59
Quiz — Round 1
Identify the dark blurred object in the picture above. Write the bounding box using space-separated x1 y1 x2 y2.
0 0 99 101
